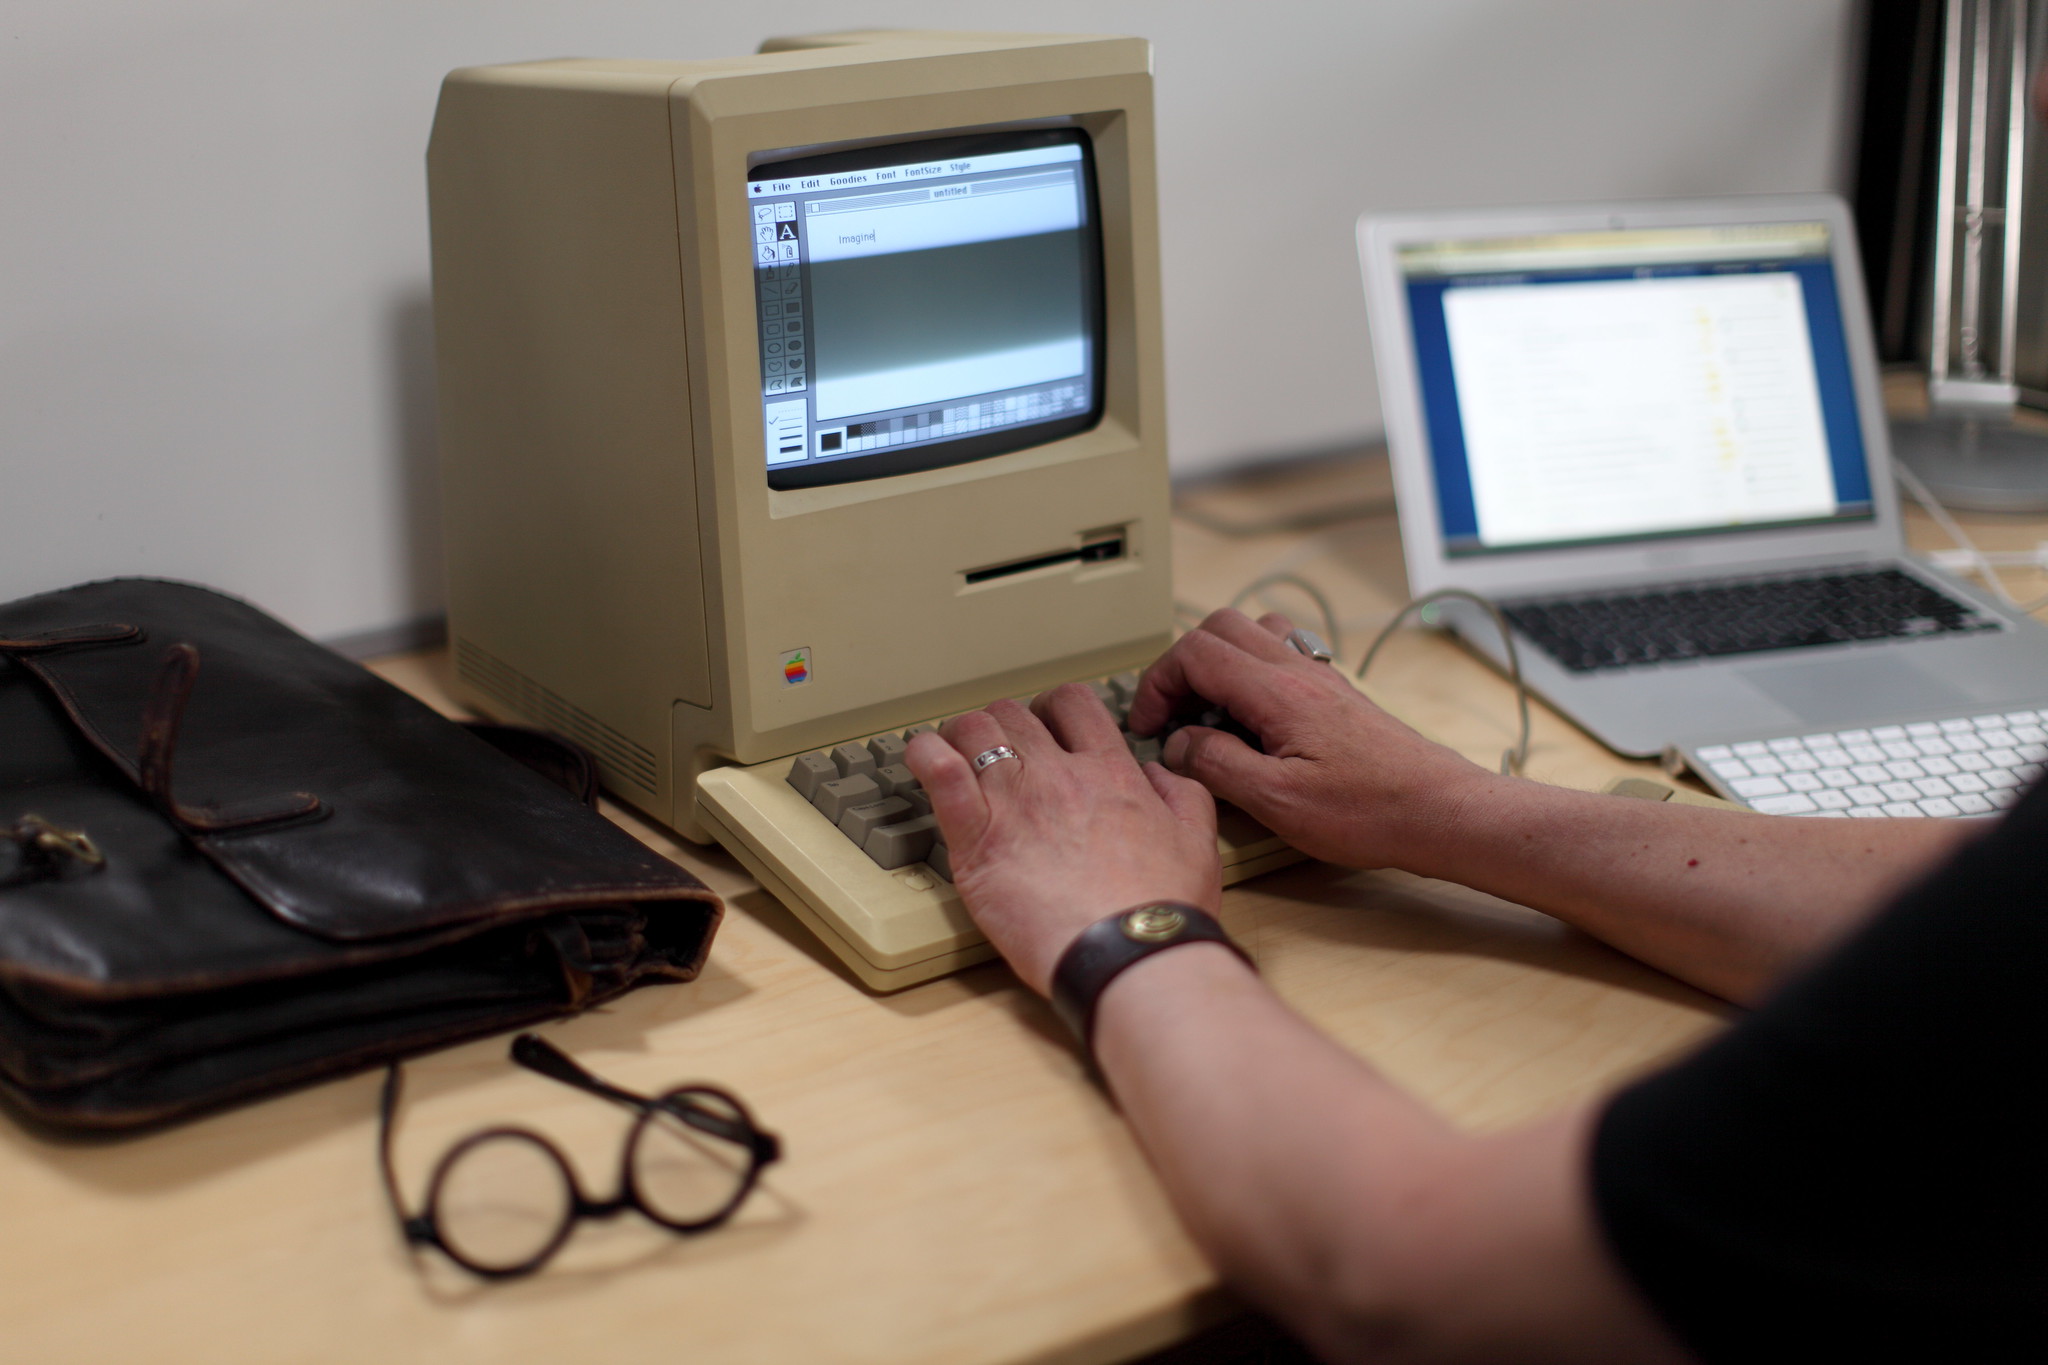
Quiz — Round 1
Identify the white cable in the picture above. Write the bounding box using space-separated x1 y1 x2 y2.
1893 457 2017 605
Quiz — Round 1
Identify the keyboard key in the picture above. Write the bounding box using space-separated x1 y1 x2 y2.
1784 771 1824 792
1939 717 1976 732
1905 721 1939 737
863 814 938 869
1819 769 1858 788
1751 793 1818 815
1872 725 1907 741
1731 775 1789 798
1782 752 1820 771
814 773 882 821
1990 788 2021 807
1980 729 2017 749
1879 781 1919 801
1883 758 1926 780
1747 754 1786 775
1847 745 1887 763
1766 736 1806 752
1950 733 1987 752
1912 776 1955 798
1734 741 1768 756
926 841 954 881
1811 747 1855 768
1850 764 1890 783
1879 741 1919 760
1953 792 1995 814
1953 751 1991 771
1880 802 1921 817
1913 736 1954 756
1709 758 1754 779
1696 744 1733 760
1837 729 1873 743
1812 789 1853 809
832 742 878 780
787 751 838 799
1848 805 1886 818
836 796 909 847
1916 796 1960 817
867 733 910 768
873 763 920 799
1845 784 1885 805
1919 755 1958 775
1949 771 1989 793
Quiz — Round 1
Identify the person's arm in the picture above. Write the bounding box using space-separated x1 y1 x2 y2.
1128 610 1977 1004
904 690 1689 1363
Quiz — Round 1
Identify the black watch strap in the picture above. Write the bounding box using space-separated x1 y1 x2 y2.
1049 903 1253 1051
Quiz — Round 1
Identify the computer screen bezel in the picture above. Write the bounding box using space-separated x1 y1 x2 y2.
1358 194 1906 602
748 125 1108 491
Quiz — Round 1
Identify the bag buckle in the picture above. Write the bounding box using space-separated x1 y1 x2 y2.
5 814 106 872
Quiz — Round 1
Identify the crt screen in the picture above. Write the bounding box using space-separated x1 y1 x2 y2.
749 127 1103 489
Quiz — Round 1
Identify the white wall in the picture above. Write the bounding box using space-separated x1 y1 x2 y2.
0 1 1858 643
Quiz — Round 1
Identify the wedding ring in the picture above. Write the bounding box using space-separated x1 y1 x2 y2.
971 745 1019 772
1284 628 1335 663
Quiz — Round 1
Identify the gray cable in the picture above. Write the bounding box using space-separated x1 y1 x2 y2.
1228 574 1343 662
1357 588 1530 776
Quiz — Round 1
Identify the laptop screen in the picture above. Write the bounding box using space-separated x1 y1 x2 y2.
1398 222 1874 557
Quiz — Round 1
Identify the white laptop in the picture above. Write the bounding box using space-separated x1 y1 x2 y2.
1358 195 2048 816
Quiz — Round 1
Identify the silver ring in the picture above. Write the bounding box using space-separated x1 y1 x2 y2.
972 745 1019 772
1285 628 1334 663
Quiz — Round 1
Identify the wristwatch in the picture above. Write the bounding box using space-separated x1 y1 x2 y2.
1049 902 1254 1052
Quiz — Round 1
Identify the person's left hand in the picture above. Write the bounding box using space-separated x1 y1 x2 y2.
903 684 1223 995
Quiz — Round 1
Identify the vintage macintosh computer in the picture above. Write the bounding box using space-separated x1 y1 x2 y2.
428 30 1292 991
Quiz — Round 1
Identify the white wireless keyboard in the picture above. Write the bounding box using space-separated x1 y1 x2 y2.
1683 709 2048 818
694 673 1301 992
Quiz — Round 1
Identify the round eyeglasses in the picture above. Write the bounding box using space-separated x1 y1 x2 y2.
378 1034 781 1279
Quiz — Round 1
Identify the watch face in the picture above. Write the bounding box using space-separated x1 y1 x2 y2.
1121 906 1187 943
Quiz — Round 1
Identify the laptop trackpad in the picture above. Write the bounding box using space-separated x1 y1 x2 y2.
1738 655 1966 725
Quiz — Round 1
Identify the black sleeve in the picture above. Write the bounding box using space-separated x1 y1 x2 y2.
1590 783 2048 1364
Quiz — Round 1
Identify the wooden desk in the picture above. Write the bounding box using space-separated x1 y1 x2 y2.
6 450 2034 1365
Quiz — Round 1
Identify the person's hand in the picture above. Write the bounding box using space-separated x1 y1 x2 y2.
903 687 1222 996
1125 609 1492 870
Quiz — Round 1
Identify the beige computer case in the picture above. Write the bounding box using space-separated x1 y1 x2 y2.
429 32 1171 841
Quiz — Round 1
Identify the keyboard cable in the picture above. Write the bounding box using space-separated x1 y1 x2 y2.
1357 587 1531 777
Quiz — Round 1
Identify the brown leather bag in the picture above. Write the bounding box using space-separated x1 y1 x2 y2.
0 579 721 1129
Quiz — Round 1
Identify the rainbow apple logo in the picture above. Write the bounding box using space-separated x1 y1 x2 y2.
780 648 811 685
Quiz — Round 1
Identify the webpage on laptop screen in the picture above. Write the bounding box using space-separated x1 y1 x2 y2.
1400 223 1875 557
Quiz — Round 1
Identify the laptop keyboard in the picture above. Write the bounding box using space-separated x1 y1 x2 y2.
1689 711 2047 817
1502 568 1998 672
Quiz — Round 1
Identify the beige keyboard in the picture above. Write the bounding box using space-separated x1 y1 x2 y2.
693 674 1301 991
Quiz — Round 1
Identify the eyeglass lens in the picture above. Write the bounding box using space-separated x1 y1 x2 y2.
430 1131 576 1275
630 1090 759 1229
